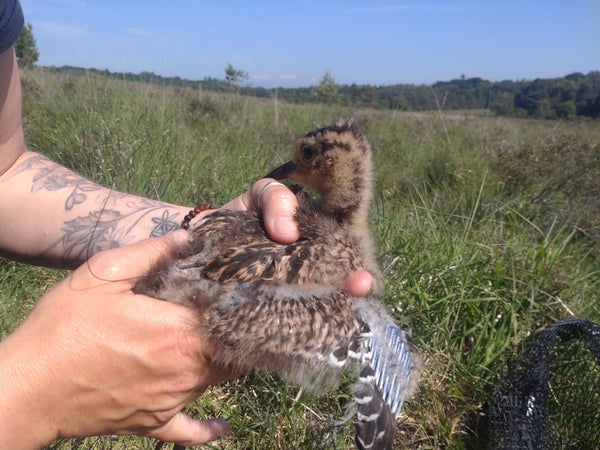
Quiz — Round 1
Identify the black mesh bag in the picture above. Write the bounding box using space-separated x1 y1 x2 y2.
488 317 600 449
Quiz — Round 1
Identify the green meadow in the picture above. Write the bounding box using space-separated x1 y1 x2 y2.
2 68 599 449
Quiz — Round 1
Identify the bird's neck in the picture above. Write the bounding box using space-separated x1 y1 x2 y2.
317 181 373 230
316 179 381 294
316 154 374 230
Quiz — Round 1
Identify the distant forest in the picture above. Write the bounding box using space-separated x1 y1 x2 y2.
46 65 600 119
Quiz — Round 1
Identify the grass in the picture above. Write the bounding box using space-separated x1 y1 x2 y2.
4 67 600 449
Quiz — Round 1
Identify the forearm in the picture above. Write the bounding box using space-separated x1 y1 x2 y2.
0 150 189 269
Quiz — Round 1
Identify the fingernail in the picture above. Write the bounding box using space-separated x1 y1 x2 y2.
273 216 298 237
215 418 230 437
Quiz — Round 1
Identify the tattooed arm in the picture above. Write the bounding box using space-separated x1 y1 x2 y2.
1 150 302 269
0 152 187 268
0 150 193 268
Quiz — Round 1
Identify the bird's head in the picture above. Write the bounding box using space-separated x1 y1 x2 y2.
264 118 374 221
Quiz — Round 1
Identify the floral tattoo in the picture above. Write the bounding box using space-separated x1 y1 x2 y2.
9 154 181 262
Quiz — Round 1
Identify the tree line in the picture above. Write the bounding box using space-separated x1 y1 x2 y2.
270 72 599 119
46 65 599 119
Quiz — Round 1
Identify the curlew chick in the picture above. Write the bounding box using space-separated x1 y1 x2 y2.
134 118 420 450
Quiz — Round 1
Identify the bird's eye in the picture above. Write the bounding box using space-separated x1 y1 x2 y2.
302 146 317 160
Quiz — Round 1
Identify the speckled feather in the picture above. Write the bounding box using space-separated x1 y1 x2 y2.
185 191 365 286
206 283 363 389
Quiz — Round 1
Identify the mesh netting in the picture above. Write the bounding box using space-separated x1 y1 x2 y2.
489 317 600 449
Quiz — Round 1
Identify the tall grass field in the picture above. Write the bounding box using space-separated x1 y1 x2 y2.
2 67 599 449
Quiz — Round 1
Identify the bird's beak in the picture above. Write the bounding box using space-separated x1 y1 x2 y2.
263 160 298 181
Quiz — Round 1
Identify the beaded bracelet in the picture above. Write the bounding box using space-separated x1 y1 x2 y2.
180 203 214 229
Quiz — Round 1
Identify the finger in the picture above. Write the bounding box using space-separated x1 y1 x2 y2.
253 179 300 244
150 413 229 446
221 179 300 244
73 231 188 287
344 270 373 297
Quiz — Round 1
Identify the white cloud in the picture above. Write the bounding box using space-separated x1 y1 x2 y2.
279 74 297 81
125 27 155 38
33 20 86 39
252 74 270 81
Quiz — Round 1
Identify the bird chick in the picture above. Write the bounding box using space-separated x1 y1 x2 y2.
134 118 420 450
138 117 382 295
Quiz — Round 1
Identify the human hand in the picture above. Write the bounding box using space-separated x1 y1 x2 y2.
0 232 229 449
221 178 374 297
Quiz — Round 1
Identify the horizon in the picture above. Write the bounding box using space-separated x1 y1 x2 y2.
45 63 600 90
20 1 600 89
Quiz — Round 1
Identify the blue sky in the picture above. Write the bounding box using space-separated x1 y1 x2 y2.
20 0 600 88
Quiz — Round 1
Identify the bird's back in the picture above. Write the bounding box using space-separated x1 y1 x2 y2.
138 185 370 300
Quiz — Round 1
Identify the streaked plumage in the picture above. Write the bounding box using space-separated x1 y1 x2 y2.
135 118 420 449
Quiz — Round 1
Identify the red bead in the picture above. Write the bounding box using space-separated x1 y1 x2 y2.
195 203 213 212
182 203 213 229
